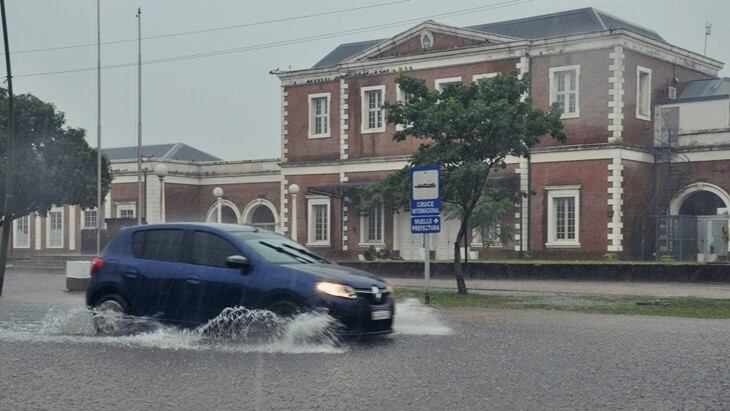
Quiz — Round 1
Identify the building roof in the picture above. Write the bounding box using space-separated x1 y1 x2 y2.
677 78 730 101
103 143 221 162
311 7 664 69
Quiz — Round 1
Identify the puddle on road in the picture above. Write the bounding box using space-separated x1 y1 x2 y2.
0 299 451 352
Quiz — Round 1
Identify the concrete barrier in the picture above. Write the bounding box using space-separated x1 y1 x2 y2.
66 261 91 291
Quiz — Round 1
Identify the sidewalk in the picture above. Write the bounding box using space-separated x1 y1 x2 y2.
385 277 730 300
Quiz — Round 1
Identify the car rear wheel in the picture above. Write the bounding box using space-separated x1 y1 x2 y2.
92 295 128 335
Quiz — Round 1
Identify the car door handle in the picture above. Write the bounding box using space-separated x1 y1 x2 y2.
186 277 201 285
125 268 139 279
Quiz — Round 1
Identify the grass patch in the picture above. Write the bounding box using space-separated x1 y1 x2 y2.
395 288 730 319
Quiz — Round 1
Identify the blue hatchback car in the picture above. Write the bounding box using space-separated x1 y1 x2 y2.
86 223 395 336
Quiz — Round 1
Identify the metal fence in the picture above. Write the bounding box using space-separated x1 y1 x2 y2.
633 215 698 261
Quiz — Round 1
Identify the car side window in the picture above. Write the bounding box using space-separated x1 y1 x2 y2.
132 229 185 262
191 231 240 268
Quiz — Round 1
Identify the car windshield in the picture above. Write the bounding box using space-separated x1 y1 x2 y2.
233 234 329 264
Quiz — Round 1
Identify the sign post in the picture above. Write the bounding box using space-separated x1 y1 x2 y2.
410 165 440 305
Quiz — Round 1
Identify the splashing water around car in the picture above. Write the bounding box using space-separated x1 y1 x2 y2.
0 299 451 353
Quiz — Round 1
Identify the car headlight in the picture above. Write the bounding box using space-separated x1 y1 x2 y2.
316 282 357 299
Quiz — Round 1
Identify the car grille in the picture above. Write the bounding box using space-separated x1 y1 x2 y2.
356 288 391 305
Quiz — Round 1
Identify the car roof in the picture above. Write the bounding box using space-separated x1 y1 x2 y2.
129 222 263 234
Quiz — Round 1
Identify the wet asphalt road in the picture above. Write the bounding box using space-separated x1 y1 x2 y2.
1 273 729 410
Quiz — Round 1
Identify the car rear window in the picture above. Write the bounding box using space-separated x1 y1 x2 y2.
132 229 185 262
190 231 240 267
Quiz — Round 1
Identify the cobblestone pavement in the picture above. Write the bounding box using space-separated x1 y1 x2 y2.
1 272 729 410
386 277 730 299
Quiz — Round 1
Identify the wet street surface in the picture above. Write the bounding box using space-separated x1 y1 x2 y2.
1 272 729 410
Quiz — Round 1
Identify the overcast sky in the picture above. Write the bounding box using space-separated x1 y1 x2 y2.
5 0 729 161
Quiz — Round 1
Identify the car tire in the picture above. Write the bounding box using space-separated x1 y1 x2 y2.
92 294 128 335
267 299 302 318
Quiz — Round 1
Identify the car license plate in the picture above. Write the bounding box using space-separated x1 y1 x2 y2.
371 310 391 321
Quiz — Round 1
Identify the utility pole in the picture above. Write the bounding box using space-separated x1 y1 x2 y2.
136 7 142 225
0 0 15 296
96 0 102 254
704 22 712 56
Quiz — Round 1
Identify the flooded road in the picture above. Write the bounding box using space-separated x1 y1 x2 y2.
1 272 728 410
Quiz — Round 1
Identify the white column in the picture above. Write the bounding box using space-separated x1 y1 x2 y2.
291 193 298 242
34 214 42 250
103 192 111 228
160 179 166 222
68 206 76 251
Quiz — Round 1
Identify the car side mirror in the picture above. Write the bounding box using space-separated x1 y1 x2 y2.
226 255 251 270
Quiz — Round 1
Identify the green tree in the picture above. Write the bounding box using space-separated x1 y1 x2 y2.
0 90 112 272
361 72 565 294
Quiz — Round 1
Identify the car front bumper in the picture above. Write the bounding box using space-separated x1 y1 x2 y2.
313 294 395 336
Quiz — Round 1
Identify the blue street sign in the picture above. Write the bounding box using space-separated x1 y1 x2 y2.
410 215 441 234
410 165 441 234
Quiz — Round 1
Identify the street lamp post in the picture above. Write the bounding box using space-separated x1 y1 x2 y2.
213 187 224 223
154 164 168 223
288 184 300 241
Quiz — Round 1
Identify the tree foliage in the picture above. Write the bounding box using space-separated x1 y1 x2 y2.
0 89 112 223
360 71 565 294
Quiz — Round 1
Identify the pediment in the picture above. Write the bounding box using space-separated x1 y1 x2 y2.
343 21 517 63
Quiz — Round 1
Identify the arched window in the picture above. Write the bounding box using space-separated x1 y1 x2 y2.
249 205 276 232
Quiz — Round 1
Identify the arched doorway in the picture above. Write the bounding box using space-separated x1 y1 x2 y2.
242 199 278 232
671 183 730 261
205 200 241 224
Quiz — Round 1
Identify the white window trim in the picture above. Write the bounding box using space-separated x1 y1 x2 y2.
360 85 386 134
636 66 652 121
46 207 64 249
359 203 386 247
116 203 136 219
13 215 31 249
435 76 462 91
307 196 331 246
308 92 331 139
549 65 580 119
545 186 581 248
395 84 413 131
81 208 98 229
472 72 499 82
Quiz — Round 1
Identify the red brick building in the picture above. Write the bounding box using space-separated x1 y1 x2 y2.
273 8 727 261
10 8 729 263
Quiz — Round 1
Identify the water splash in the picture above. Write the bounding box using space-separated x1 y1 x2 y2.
0 306 344 354
0 300 451 351
393 298 453 335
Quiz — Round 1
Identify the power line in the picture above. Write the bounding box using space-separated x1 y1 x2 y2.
7 0 410 55
16 0 530 78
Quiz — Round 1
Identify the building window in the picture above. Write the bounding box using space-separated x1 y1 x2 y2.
82 209 98 229
308 93 331 138
307 197 330 246
435 77 462 91
47 207 64 249
636 66 652 121
360 203 385 245
472 73 498 82
361 85 385 133
472 222 502 248
546 186 580 248
549 65 580 119
395 84 414 131
117 204 136 219
13 215 30 249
